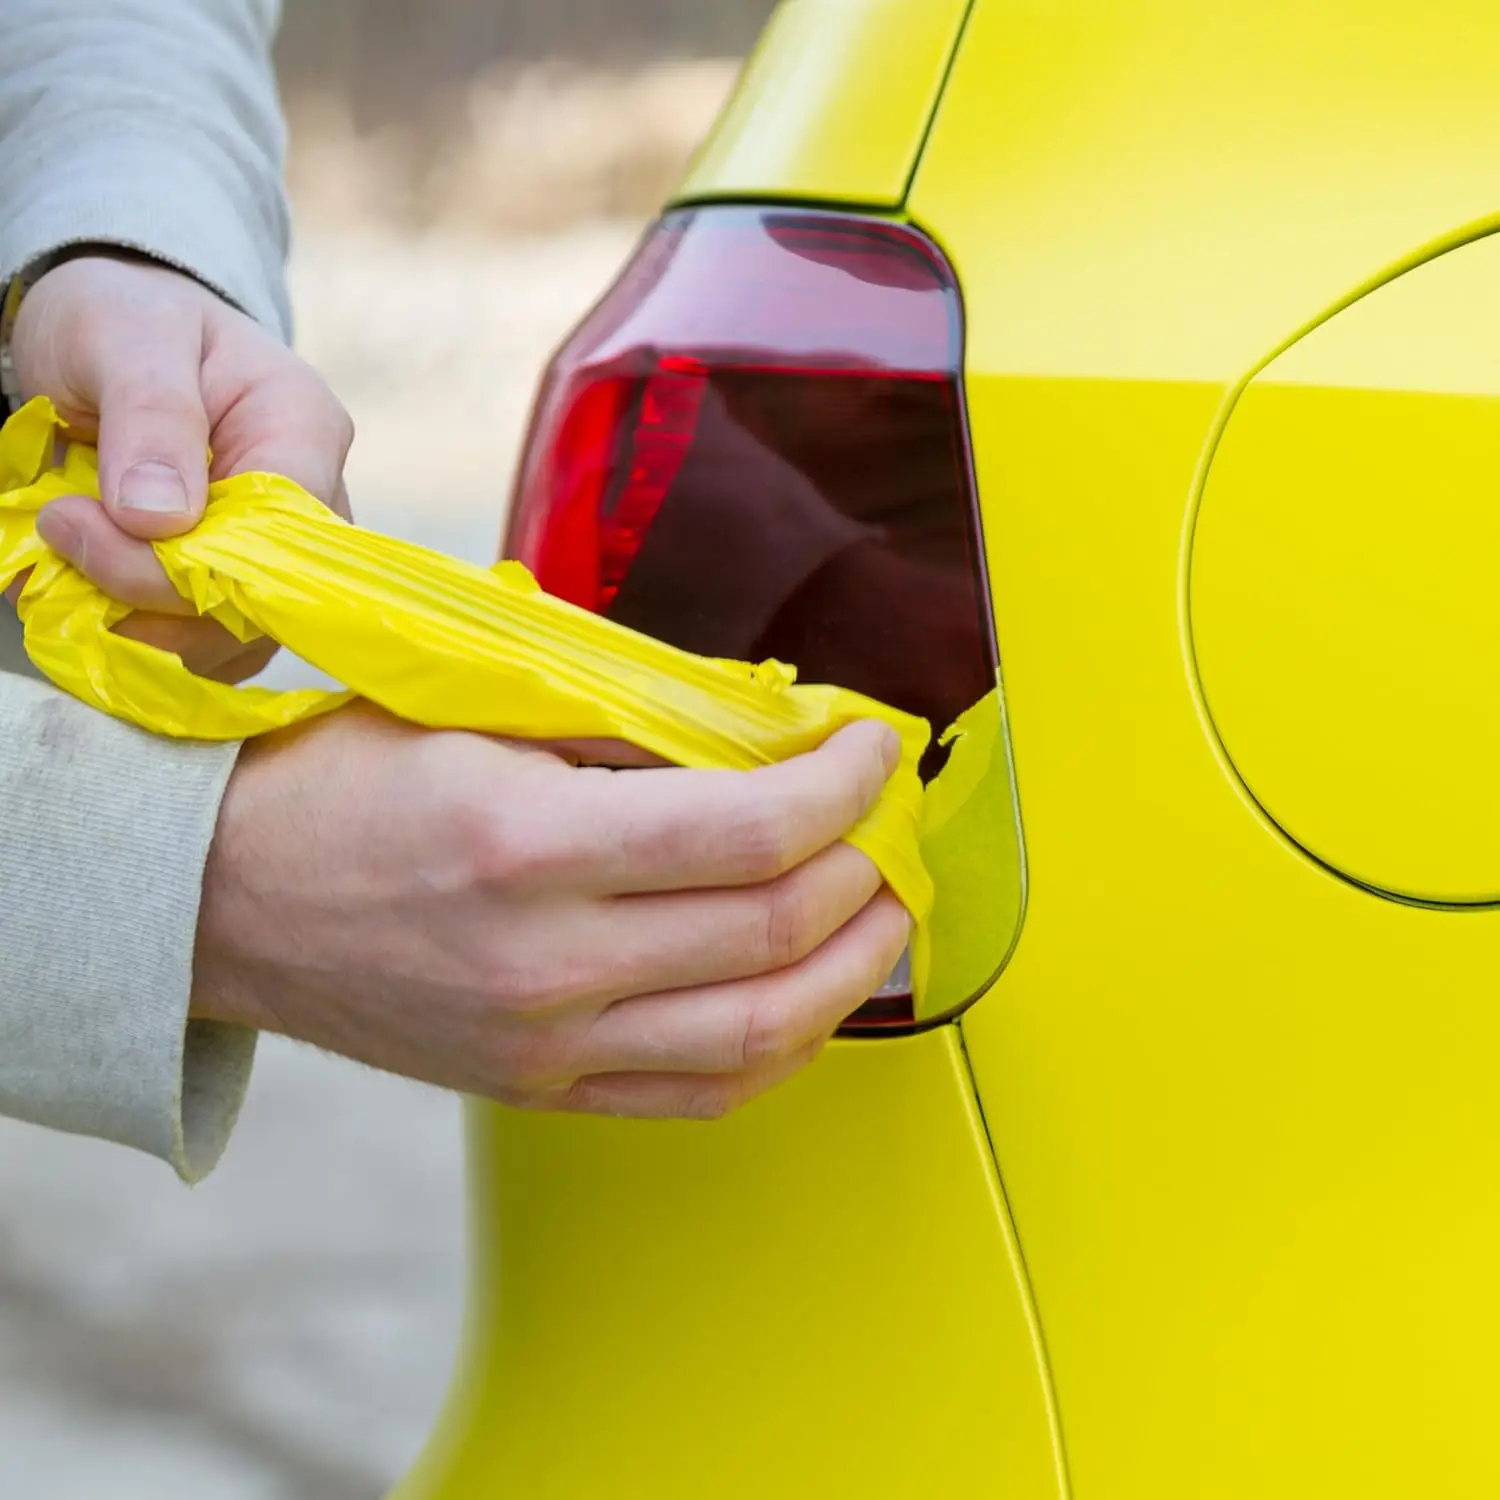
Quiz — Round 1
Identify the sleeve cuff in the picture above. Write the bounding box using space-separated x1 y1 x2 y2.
0 130 291 340
0 667 255 1180
0 0 290 338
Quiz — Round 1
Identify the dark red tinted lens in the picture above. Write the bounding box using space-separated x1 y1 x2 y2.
507 208 996 1028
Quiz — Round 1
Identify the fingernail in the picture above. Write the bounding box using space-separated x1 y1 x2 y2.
877 725 902 776
118 461 189 514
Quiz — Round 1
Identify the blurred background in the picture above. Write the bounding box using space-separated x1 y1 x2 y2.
0 2 773 1495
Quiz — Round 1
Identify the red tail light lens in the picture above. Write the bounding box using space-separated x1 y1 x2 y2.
506 207 999 1029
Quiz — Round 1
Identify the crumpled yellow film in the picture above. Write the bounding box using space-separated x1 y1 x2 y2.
0 398 1016 1006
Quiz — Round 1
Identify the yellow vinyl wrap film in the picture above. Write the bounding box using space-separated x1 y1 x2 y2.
0 398 1026 988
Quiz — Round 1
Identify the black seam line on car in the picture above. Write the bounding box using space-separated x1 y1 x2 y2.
900 0 979 207
956 1022 1076 1500
1176 213 1500 914
668 188 909 219
666 0 978 222
836 271 1034 1037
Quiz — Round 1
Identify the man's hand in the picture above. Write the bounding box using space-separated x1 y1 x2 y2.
10 253 352 680
194 710 910 1119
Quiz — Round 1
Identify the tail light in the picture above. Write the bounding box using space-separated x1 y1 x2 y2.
506 206 999 1030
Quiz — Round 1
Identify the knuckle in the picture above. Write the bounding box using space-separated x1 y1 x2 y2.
307 380 355 455
556 1077 625 1118
679 1084 736 1122
481 951 589 1020
447 785 557 891
737 993 802 1068
485 1080 557 1113
498 834 572 890
491 1023 578 1087
247 371 354 492
122 387 208 439
453 795 519 883
332 403 356 455
723 805 794 882
860 732 895 801
757 875 812 971
475 961 533 1015
450 764 590 892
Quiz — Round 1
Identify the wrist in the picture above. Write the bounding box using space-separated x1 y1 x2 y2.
191 735 285 1033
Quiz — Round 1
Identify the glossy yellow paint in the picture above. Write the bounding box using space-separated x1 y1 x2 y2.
676 0 971 209
1194 230 1500 902
394 1031 1063 1500
913 688 1027 1021
910 1 1500 1495
911 0 1500 384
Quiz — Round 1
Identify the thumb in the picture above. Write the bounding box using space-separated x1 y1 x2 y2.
94 340 211 542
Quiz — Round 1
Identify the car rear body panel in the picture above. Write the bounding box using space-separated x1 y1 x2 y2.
909 0 1500 386
394 9 1066 1493
677 0 972 209
394 1031 1063 1499
910 1 1500 1493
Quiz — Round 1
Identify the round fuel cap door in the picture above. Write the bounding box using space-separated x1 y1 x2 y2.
1191 231 1500 903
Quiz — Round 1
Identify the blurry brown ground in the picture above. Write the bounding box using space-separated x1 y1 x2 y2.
0 6 778 1498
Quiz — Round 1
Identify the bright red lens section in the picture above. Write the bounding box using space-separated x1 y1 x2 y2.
506 208 996 1030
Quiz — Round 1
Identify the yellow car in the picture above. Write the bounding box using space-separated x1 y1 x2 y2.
398 3 1500 1495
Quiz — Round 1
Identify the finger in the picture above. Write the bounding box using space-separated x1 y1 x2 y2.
525 1038 828 1121
545 720 903 896
537 890 911 1081
111 614 274 682
493 841 884 1016
90 318 211 542
211 636 279 683
35 496 275 678
36 496 194 615
204 333 354 505
539 738 670 769
561 842 884 1008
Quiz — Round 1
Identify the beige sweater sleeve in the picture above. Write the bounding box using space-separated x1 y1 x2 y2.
0 0 294 1178
0 0 291 337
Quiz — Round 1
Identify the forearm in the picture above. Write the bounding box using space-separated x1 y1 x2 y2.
0 0 291 337
0 2 318 1179
0 663 253 1179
